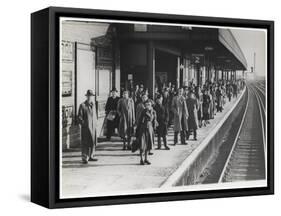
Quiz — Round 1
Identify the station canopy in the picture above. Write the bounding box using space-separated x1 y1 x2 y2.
218 29 247 70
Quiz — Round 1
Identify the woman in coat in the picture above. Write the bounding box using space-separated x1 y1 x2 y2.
135 93 148 125
202 89 211 126
171 88 188 145
137 99 157 165
117 90 135 150
105 88 120 140
186 92 199 140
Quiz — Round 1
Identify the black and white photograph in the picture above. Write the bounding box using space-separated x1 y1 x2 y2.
1 0 280 213
59 17 269 199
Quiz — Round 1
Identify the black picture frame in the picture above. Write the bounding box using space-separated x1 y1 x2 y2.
31 6 274 208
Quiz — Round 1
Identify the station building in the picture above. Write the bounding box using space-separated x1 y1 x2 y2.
61 20 247 149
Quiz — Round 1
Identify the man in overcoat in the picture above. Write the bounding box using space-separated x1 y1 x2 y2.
117 90 135 150
78 89 98 164
154 94 170 150
171 88 189 145
186 92 199 140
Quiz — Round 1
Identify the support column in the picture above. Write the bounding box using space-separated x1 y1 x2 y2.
147 41 155 99
176 57 180 88
113 40 120 91
196 65 200 87
214 69 217 82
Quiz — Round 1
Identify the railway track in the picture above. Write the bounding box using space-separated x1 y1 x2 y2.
218 81 266 182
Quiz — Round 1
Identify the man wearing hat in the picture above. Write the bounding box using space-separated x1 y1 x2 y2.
105 87 120 140
78 89 98 164
117 90 135 150
171 88 189 145
186 92 199 141
154 94 170 150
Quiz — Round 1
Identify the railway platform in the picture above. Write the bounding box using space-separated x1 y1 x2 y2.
61 88 246 198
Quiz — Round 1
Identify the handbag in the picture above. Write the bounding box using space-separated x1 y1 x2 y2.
106 110 117 121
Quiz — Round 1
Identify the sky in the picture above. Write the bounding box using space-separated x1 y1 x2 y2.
231 28 266 77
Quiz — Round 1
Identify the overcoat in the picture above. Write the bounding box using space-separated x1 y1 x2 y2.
105 96 120 128
136 102 145 125
172 95 188 132
216 88 223 108
78 101 97 147
105 96 120 114
137 108 157 152
202 94 211 120
209 93 214 119
117 97 135 138
162 95 170 108
197 92 203 120
154 103 169 136
186 97 198 130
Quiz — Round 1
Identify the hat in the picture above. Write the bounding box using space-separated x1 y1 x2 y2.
85 89 95 96
111 87 118 92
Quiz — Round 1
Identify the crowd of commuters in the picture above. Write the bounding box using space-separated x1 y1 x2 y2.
78 79 245 165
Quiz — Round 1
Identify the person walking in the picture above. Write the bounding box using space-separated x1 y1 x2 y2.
172 88 188 145
186 92 199 141
78 90 98 164
105 88 120 140
154 94 170 150
117 90 135 150
137 100 158 165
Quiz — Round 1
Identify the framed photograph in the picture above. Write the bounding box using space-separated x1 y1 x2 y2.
31 7 274 208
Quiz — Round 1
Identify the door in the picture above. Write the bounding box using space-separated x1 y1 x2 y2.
76 43 96 114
